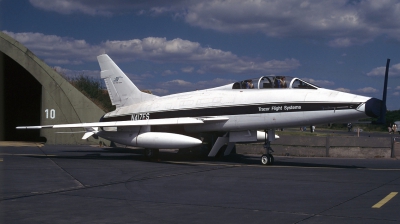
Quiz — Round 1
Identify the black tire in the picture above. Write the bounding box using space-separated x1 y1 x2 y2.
144 148 159 159
261 154 274 165
261 154 270 165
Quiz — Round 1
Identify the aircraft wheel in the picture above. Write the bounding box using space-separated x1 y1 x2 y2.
261 154 274 165
144 148 159 159
261 154 270 165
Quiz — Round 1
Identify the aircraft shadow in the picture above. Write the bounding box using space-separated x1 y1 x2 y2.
30 147 366 169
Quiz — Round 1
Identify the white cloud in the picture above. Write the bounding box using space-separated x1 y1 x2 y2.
396 86 400 90
123 72 156 86
162 70 178 76
366 66 385 76
139 73 154 79
182 0 400 47
3 31 102 61
29 0 185 15
45 58 83 65
366 63 400 76
301 78 334 87
328 37 374 48
196 78 236 87
393 92 400 96
162 79 193 87
204 58 300 74
196 69 206 74
27 1 400 47
181 67 194 73
4 31 300 75
150 88 170 95
152 78 235 95
29 0 112 16
355 87 378 93
53 66 99 79
335 88 351 93
328 38 353 48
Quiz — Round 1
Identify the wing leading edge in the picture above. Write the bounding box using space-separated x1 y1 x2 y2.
16 116 229 129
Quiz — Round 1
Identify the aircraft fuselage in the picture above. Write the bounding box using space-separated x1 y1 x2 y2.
100 87 371 133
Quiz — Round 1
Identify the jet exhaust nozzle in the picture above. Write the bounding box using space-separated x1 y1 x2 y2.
365 98 385 118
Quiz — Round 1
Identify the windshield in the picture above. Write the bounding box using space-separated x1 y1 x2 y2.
232 76 318 89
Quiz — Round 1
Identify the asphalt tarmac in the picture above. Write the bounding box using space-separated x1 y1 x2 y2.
1 144 400 224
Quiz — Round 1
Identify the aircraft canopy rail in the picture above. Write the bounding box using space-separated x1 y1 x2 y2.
232 76 318 90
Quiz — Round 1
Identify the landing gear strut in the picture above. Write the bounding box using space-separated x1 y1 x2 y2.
261 130 274 165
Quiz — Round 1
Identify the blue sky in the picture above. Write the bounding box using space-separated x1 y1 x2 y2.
1 0 400 109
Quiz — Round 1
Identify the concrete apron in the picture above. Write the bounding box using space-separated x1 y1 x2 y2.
236 136 400 159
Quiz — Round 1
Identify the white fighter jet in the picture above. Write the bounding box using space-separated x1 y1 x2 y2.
17 54 385 165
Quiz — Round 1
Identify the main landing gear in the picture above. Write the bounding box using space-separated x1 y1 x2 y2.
261 130 274 165
144 148 159 160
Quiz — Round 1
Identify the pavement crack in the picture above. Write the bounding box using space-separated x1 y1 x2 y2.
37 146 85 188
0 164 236 201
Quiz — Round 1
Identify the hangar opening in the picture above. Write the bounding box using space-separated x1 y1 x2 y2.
1 52 43 142
1 31 109 145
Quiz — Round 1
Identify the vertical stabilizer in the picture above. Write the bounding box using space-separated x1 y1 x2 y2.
97 54 157 108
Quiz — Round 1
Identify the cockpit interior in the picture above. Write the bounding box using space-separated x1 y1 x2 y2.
232 76 318 90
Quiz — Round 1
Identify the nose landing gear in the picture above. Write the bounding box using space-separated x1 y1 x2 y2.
261 130 275 165
261 154 274 165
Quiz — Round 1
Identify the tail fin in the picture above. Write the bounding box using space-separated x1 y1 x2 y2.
97 54 157 108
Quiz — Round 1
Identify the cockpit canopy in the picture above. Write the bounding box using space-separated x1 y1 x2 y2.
232 76 318 90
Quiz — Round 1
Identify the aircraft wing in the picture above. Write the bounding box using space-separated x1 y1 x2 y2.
197 116 229 122
16 117 207 129
17 116 230 130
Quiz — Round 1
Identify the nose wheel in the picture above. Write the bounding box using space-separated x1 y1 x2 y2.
261 130 274 165
261 153 274 165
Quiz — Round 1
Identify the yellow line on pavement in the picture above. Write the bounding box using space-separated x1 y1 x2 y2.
0 158 3 162
372 192 398 208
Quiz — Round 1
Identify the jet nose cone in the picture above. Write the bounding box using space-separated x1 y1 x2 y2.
365 98 385 118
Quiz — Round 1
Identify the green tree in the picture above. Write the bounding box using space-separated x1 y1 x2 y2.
57 70 116 112
386 110 400 125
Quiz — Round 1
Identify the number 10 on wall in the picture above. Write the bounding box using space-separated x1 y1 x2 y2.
45 109 55 119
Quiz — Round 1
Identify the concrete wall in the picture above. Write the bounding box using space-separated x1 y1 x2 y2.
0 31 106 145
237 135 398 158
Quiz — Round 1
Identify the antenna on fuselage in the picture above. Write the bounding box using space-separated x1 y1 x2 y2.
377 58 390 124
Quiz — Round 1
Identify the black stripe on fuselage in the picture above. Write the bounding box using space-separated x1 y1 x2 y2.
101 102 362 122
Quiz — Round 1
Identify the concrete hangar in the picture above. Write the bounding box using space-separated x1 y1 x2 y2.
0 31 105 145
